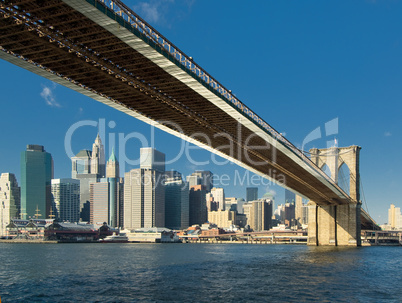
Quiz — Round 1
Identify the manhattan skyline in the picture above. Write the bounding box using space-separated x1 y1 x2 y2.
1 1 402 224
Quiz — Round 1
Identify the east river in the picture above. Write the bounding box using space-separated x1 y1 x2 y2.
0 243 401 302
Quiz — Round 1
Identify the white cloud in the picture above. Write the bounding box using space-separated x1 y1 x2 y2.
135 2 162 23
263 189 277 198
40 83 61 108
134 0 193 25
384 131 392 137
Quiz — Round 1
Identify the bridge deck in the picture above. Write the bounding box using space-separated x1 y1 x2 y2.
1 0 353 206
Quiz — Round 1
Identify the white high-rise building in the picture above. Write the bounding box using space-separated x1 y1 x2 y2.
51 179 80 222
210 187 225 211
124 169 165 229
186 171 213 192
140 147 165 172
243 199 273 231
388 204 402 230
91 134 105 178
89 150 124 228
124 148 166 230
0 173 20 236
71 134 105 221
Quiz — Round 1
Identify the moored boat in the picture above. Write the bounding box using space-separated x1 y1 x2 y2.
99 233 128 243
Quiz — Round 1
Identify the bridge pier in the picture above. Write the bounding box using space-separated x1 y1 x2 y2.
308 202 361 246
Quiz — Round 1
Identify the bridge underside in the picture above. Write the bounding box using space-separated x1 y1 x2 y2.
0 1 378 241
0 0 353 206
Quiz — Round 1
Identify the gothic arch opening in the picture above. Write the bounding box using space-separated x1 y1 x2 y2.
338 162 350 195
321 163 331 179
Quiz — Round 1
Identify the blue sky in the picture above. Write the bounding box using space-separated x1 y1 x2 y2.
1 0 402 224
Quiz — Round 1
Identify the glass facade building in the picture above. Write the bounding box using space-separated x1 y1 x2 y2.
21 145 53 219
140 147 166 172
246 187 258 202
165 177 189 230
51 179 80 222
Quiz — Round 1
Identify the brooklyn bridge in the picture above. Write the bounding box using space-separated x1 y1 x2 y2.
0 0 379 245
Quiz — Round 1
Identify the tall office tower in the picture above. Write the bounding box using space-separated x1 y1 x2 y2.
165 170 182 183
274 204 285 222
295 194 303 223
246 187 258 202
285 189 296 203
237 198 245 214
224 197 238 212
106 149 124 227
51 179 80 222
71 134 105 221
124 168 165 229
186 174 202 188
89 150 124 227
140 147 165 172
21 145 53 219
284 202 295 227
90 181 109 224
106 149 119 226
208 209 236 229
186 171 213 192
206 193 218 212
117 178 124 228
189 185 207 226
106 149 119 179
124 148 165 229
301 205 309 225
243 199 273 231
210 187 225 210
91 134 105 178
0 173 20 236
165 171 189 230
71 150 91 179
388 204 402 230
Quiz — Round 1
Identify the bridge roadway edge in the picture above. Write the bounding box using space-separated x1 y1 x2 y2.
62 0 351 203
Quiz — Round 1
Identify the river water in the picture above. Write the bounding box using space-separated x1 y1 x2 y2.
0 243 401 302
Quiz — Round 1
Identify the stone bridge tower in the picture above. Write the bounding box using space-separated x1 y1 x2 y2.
307 145 362 246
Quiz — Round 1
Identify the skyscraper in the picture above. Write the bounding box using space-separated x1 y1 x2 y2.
243 199 273 231
72 134 105 221
106 149 123 227
91 134 105 178
124 148 165 229
51 178 80 222
285 189 296 203
210 187 225 210
246 187 258 202
90 182 109 224
140 147 165 172
295 194 303 224
165 171 189 230
388 204 402 230
189 185 207 226
186 171 213 192
0 173 20 236
21 145 53 219
71 150 91 179
89 149 124 227
284 202 295 227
